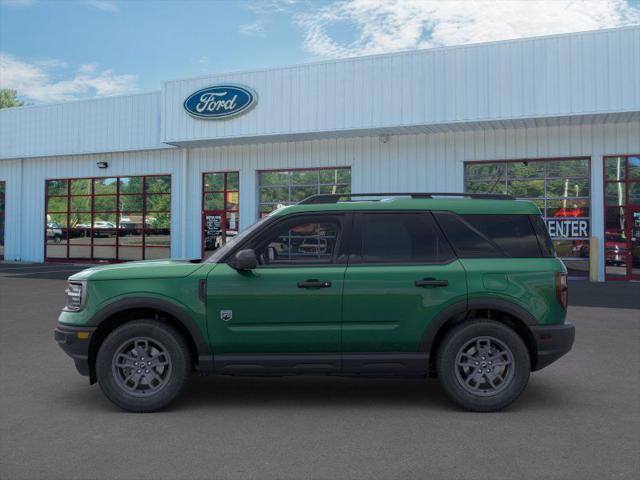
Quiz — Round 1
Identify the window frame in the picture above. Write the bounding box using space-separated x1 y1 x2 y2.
348 211 457 266
44 174 171 263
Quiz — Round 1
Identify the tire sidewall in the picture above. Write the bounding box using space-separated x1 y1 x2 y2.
437 320 530 412
96 320 190 412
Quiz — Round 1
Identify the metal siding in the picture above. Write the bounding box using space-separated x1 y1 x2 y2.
162 27 640 145
0 92 168 160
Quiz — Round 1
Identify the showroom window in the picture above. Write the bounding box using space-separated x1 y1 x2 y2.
258 168 351 217
202 171 239 257
464 158 591 277
0 181 5 260
45 175 171 262
603 155 640 280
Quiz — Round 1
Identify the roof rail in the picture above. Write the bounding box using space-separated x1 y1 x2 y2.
298 192 515 205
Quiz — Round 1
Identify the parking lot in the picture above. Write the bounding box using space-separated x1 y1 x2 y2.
0 263 638 480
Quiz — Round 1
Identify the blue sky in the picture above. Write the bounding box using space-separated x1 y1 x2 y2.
1 0 639 104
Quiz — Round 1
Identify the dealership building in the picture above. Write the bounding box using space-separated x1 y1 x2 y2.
1 26 639 281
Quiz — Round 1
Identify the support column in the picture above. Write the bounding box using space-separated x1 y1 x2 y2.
239 168 257 231
180 148 188 258
591 155 605 282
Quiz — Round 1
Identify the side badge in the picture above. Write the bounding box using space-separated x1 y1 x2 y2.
220 310 233 322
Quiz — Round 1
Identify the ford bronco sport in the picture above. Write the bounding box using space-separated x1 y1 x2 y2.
54 193 575 412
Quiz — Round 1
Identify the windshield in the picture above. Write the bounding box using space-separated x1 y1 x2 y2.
205 215 272 263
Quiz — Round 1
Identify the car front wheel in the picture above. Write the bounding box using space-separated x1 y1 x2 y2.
436 319 530 412
96 320 191 412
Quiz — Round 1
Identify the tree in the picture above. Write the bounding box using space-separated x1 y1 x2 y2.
0 89 24 109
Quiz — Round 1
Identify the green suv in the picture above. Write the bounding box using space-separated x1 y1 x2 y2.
54 193 575 412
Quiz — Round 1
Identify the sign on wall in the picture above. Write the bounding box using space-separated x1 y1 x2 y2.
184 84 257 119
546 218 590 239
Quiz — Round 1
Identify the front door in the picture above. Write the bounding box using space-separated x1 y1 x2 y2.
341 212 467 372
206 213 348 371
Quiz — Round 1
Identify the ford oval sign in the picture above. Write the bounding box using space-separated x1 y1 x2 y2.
183 84 257 120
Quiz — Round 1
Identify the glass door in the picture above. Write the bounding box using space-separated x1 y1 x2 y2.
631 207 640 280
202 172 239 258
604 155 640 281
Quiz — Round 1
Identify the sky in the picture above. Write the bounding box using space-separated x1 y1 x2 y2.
1 0 639 104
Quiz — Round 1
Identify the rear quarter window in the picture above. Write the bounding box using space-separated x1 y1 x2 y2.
434 212 544 258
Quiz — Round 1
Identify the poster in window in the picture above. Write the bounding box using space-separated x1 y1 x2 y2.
204 214 223 251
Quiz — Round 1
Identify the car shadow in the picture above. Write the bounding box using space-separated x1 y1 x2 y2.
54 373 571 414
174 375 452 410
170 374 569 413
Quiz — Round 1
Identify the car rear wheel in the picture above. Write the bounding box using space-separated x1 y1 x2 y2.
96 320 191 412
436 319 530 412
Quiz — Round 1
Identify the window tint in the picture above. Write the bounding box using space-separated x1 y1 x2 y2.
462 215 541 258
358 213 453 263
435 212 543 258
434 212 502 258
254 216 341 265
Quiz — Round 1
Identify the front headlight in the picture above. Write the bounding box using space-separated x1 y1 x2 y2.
64 282 86 311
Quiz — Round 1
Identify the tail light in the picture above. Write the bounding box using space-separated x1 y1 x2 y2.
556 272 568 310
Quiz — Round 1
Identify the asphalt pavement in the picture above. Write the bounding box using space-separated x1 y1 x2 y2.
0 264 638 480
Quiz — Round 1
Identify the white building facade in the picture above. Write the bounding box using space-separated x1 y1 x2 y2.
1 27 639 281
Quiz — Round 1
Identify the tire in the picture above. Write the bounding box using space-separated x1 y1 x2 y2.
436 319 530 412
96 320 191 412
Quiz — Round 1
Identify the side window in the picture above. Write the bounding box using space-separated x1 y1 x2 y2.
253 216 341 265
433 212 503 258
358 213 454 264
462 214 542 258
434 212 543 258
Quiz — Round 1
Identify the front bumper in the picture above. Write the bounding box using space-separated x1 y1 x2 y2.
530 322 575 371
54 324 96 377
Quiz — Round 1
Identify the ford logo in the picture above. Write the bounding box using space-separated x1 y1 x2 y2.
183 84 257 119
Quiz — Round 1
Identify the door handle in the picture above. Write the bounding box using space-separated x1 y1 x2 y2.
415 278 448 288
298 279 332 289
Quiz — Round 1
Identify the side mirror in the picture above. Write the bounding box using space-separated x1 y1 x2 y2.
233 249 257 271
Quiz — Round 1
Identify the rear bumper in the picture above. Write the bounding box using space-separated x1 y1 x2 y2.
54 324 96 377
530 322 575 371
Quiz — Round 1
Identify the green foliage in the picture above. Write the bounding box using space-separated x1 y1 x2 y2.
0 89 24 109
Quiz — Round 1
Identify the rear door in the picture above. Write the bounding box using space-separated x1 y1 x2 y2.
341 212 467 371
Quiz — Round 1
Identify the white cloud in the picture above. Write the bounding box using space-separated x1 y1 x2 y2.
34 58 69 69
238 19 267 36
84 0 118 13
297 0 640 58
0 53 138 103
242 0 299 15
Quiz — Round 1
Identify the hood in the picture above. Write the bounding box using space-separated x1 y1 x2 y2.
68 258 206 281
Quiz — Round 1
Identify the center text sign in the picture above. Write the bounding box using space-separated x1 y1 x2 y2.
546 218 590 239
184 84 257 119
